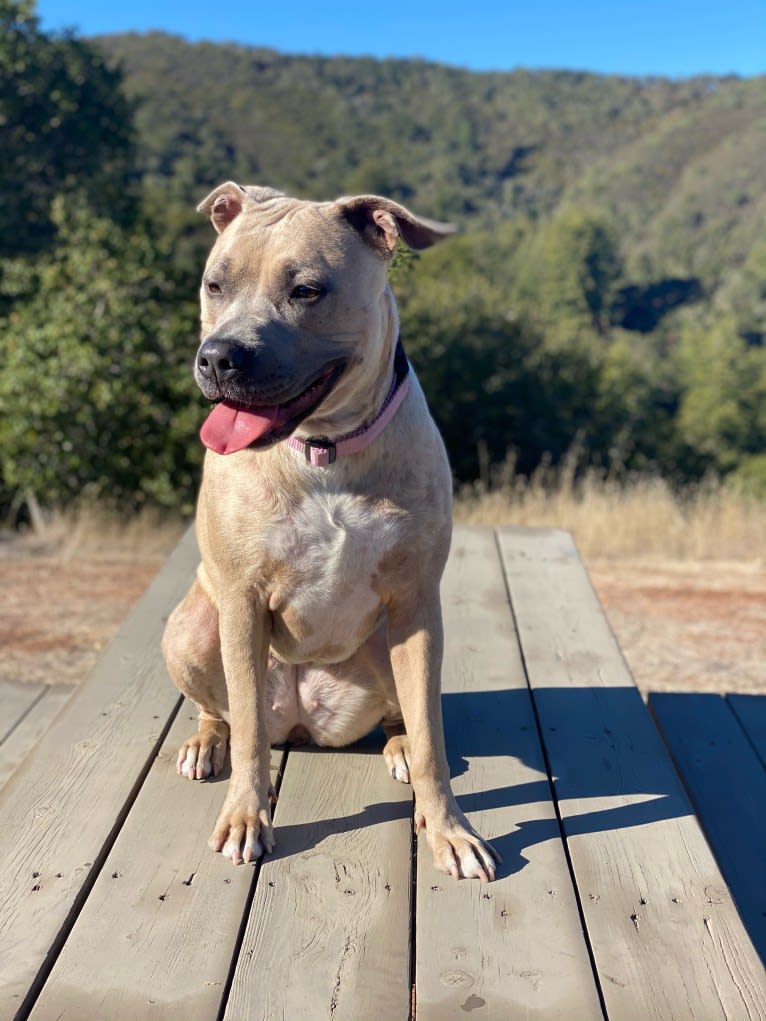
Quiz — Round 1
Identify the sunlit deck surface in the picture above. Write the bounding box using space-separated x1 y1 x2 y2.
1 526 764 1020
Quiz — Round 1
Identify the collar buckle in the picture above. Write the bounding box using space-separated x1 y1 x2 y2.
303 436 337 467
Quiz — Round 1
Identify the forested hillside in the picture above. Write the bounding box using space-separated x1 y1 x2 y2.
2 5 766 515
99 34 766 284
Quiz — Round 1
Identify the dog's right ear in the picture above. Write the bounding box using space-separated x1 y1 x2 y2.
197 182 249 234
197 182 286 233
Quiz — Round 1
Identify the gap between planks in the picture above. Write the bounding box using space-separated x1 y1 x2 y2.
650 691 766 963
0 684 75 789
498 526 766 1021
28 703 286 1021
415 526 602 1021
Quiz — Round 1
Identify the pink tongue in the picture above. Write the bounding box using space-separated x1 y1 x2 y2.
200 401 279 454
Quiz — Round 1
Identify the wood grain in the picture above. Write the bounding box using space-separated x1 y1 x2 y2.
29 701 283 1021
5 524 765 1021
0 526 198 1019
415 526 603 1020
224 739 413 1021
498 527 766 1021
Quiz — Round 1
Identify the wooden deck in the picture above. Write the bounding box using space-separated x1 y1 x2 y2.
1 526 764 1021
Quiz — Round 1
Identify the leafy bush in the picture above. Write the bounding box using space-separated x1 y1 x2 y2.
0 197 203 512
0 0 136 256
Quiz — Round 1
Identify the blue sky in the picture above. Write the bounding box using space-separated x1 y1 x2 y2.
35 0 765 78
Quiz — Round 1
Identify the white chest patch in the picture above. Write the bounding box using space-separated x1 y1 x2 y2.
265 490 403 662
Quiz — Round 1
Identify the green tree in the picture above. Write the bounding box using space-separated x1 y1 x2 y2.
593 331 681 473
717 233 766 346
676 316 766 476
396 230 604 480
0 196 203 511
0 0 136 256
515 209 624 346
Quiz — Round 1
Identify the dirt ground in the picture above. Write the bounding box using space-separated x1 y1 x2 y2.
588 557 766 694
2 536 764 696
0 549 166 688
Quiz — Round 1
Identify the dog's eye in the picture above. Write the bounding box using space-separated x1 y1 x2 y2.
291 284 324 302
206 281 222 296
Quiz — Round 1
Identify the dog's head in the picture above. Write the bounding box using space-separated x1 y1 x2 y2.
194 182 455 454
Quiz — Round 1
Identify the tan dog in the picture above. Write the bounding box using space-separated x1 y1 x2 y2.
162 182 499 881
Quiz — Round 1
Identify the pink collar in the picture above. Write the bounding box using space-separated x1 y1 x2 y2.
286 340 410 468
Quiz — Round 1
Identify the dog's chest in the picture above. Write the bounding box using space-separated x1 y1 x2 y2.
263 490 403 661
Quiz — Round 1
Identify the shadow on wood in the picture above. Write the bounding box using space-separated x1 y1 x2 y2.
650 691 766 965
263 687 694 884
444 685 692 880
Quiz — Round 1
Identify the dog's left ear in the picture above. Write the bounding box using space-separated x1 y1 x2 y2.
339 196 457 254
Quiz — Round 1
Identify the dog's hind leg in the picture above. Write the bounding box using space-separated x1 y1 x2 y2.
352 625 413 783
162 577 230 780
383 720 412 784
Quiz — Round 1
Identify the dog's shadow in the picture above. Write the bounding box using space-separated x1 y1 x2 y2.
222 686 702 882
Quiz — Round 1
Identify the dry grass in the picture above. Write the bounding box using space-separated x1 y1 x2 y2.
6 465 766 565
2 506 187 562
2 474 764 696
454 461 766 562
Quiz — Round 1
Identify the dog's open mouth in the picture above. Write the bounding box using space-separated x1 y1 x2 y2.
200 362 346 455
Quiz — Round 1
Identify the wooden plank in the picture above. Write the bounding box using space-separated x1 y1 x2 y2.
498 527 766 1021
728 693 766 769
0 685 74 789
0 682 45 744
0 526 199 1020
416 527 603 1020
224 739 413 1021
650 692 766 962
29 701 283 1021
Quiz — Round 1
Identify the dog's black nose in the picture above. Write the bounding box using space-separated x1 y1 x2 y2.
196 337 249 384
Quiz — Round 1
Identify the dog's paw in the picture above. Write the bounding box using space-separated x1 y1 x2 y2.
208 789 275 865
383 734 412 783
417 809 501 883
176 720 229 780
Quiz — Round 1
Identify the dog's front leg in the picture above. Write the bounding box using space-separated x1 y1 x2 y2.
209 591 275 865
388 589 500 882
